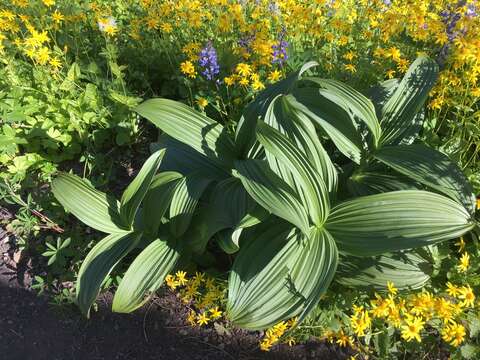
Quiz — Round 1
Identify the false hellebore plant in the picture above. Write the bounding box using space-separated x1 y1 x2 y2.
52 56 477 330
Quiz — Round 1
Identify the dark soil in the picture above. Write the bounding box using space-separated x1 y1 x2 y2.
0 239 350 360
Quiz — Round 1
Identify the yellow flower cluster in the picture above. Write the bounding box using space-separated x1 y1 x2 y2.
260 318 297 351
165 271 225 328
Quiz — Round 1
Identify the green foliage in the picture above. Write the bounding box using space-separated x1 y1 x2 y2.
52 56 478 334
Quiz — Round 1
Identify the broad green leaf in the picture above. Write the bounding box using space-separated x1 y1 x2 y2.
142 171 183 239
169 173 212 237
151 134 229 180
52 173 127 233
256 121 329 225
112 237 180 313
120 150 165 226
347 169 420 196
375 144 476 214
76 232 141 317
265 95 338 195
135 99 236 169
379 56 438 145
289 87 364 163
234 159 310 234
302 77 381 147
234 61 318 156
326 190 474 256
216 228 243 254
336 250 433 291
228 223 338 330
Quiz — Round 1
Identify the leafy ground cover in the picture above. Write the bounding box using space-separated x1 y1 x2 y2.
1 0 480 359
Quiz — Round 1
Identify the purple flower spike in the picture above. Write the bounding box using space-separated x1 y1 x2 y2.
198 42 220 81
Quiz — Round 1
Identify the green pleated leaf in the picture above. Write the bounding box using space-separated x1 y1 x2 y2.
135 98 236 169
379 56 438 145
151 134 229 180
234 159 310 234
336 249 433 291
347 169 420 197
142 171 183 239
76 231 141 317
326 190 474 256
234 61 319 157
52 173 127 233
169 173 212 237
216 228 243 254
375 144 476 214
256 121 329 225
265 95 338 196
120 150 165 227
302 77 381 148
289 87 364 163
112 237 180 313
228 223 338 330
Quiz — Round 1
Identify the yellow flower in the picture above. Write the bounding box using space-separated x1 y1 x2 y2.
386 69 396 79
441 322 466 347
434 298 455 324
285 336 295 346
35 46 50 65
336 330 354 347
224 76 235 86
161 23 173 33
386 46 401 62
180 60 196 78
175 271 188 285
42 0 55 6
401 316 424 342
457 252 470 273
196 97 208 108
236 63 252 77
446 282 461 298
387 281 398 296
252 79 265 91
209 307 222 319
458 285 475 308
165 274 179 290
52 10 64 24
187 310 197 327
49 57 62 70
260 338 273 351
456 237 466 253
267 69 281 83
476 198 480 210
344 64 356 73
197 312 210 326
350 305 371 336
343 51 356 61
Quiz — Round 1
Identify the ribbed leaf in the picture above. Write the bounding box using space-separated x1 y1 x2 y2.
216 228 243 254
112 237 180 313
347 170 419 197
326 190 474 256
379 56 439 145
135 98 236 169
76 231 141 317
52 173 127 233
234 159 310 234
234 61 319 156
142 171 183 239
151 134 229 180
256 121 329 225
169 173 212 237
289 87 364 163
336 249 433 291
265 95 338 196
375 144 476 214
228 223 338 330
120 150 165 226
302 77 381 147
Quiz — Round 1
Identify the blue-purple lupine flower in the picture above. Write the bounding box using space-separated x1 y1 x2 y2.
383 0 392 6
272 27 288 66
198 42 220 81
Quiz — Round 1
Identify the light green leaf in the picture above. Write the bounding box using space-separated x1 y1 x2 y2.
289 87 364 163
256 121 330 225
228 223 338 330
336 249 433 291
379 56 439 145
135 99 236 169
76 231 141 317
52 173 127 233
302 77 381 147
234 159 310 234
142 171 183 239
120 150 165 226
112 237 180 313
326 190 474 256
169 173 212 237
375 144 476 214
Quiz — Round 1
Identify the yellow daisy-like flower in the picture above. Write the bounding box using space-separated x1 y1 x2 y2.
197 312 210 326
456 237 466 253
401 316 424 342
209 306 222 319
446 282 461 297
344 63 356 73
458 285 475 308
441 322 466 347
175 271 188 285
180 60 196 78
52 10 64 24
42 0 55 6
236 63 252 77
387 281 398 296
457 252 470 273
267 69 281 83
196 97 208 108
